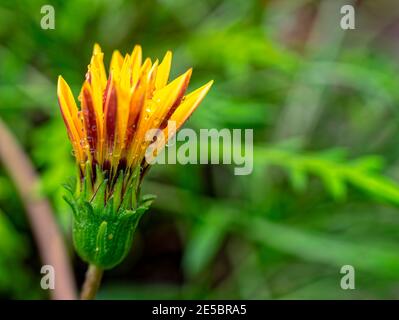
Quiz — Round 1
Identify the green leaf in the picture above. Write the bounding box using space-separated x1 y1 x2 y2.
183 211 230 277
243 216 399 279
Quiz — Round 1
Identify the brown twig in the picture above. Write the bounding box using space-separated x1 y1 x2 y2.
80 264 103 300
0 118 77 300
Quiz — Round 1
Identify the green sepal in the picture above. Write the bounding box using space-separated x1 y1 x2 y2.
71 199 149 269
79 161 94 201
113 172 124 210
120 184 134 211
92 179 107 212
139 194 156 208
63 170 154 269
94 165 104 190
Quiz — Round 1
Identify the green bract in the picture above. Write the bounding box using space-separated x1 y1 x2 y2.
63 163 155 269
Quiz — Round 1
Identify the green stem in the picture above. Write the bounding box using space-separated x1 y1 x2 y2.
80 264 103 300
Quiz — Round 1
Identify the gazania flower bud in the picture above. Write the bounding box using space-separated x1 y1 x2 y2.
58 44 212 269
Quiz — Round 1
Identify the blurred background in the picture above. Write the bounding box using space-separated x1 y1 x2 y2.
2 0 399 299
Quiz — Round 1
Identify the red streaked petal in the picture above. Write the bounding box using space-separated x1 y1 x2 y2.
125 77 147 152
81 84 98 160
104 77 118 154
164 80 213 142
158 68 192 129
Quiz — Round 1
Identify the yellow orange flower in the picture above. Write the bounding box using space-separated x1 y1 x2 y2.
58 43 213 177
60 44 212 269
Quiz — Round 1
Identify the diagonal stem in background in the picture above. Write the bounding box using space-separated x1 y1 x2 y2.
0 118 77 300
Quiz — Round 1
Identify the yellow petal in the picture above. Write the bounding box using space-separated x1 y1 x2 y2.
146 59 158 100
90 44 107 90
57 76 85 163
155 51 172 90
128 69 192 166
164 80 214 141
146 80 213 164
120 54 133 90
131 45 142 86
110 50 124 75
87 72 103 142
93 43 102 55
157 68 192 127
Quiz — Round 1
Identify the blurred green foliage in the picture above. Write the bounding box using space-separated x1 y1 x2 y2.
2 0 399 299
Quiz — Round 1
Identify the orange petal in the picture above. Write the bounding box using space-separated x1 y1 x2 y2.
125 75 147 151
164 80 213 142
128 69 192 166
145 80 213 166
157 68 192 129
81 83 98 161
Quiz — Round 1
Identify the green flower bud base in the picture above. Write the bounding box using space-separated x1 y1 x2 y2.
64 164 155 269
71 200 147 269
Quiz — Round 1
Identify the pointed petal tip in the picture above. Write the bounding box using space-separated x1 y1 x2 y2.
57 75 68 96
164 50 172 59
57 75 64 85
111 49 122 57
185 80 213 102
197 80 214 98
57 75 62 87
205 79 214 88
132 44 142 55
200 80 214 98
181 68 193 82
93 43 102 54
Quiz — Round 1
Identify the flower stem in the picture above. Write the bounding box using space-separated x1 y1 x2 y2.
80 264 103 300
